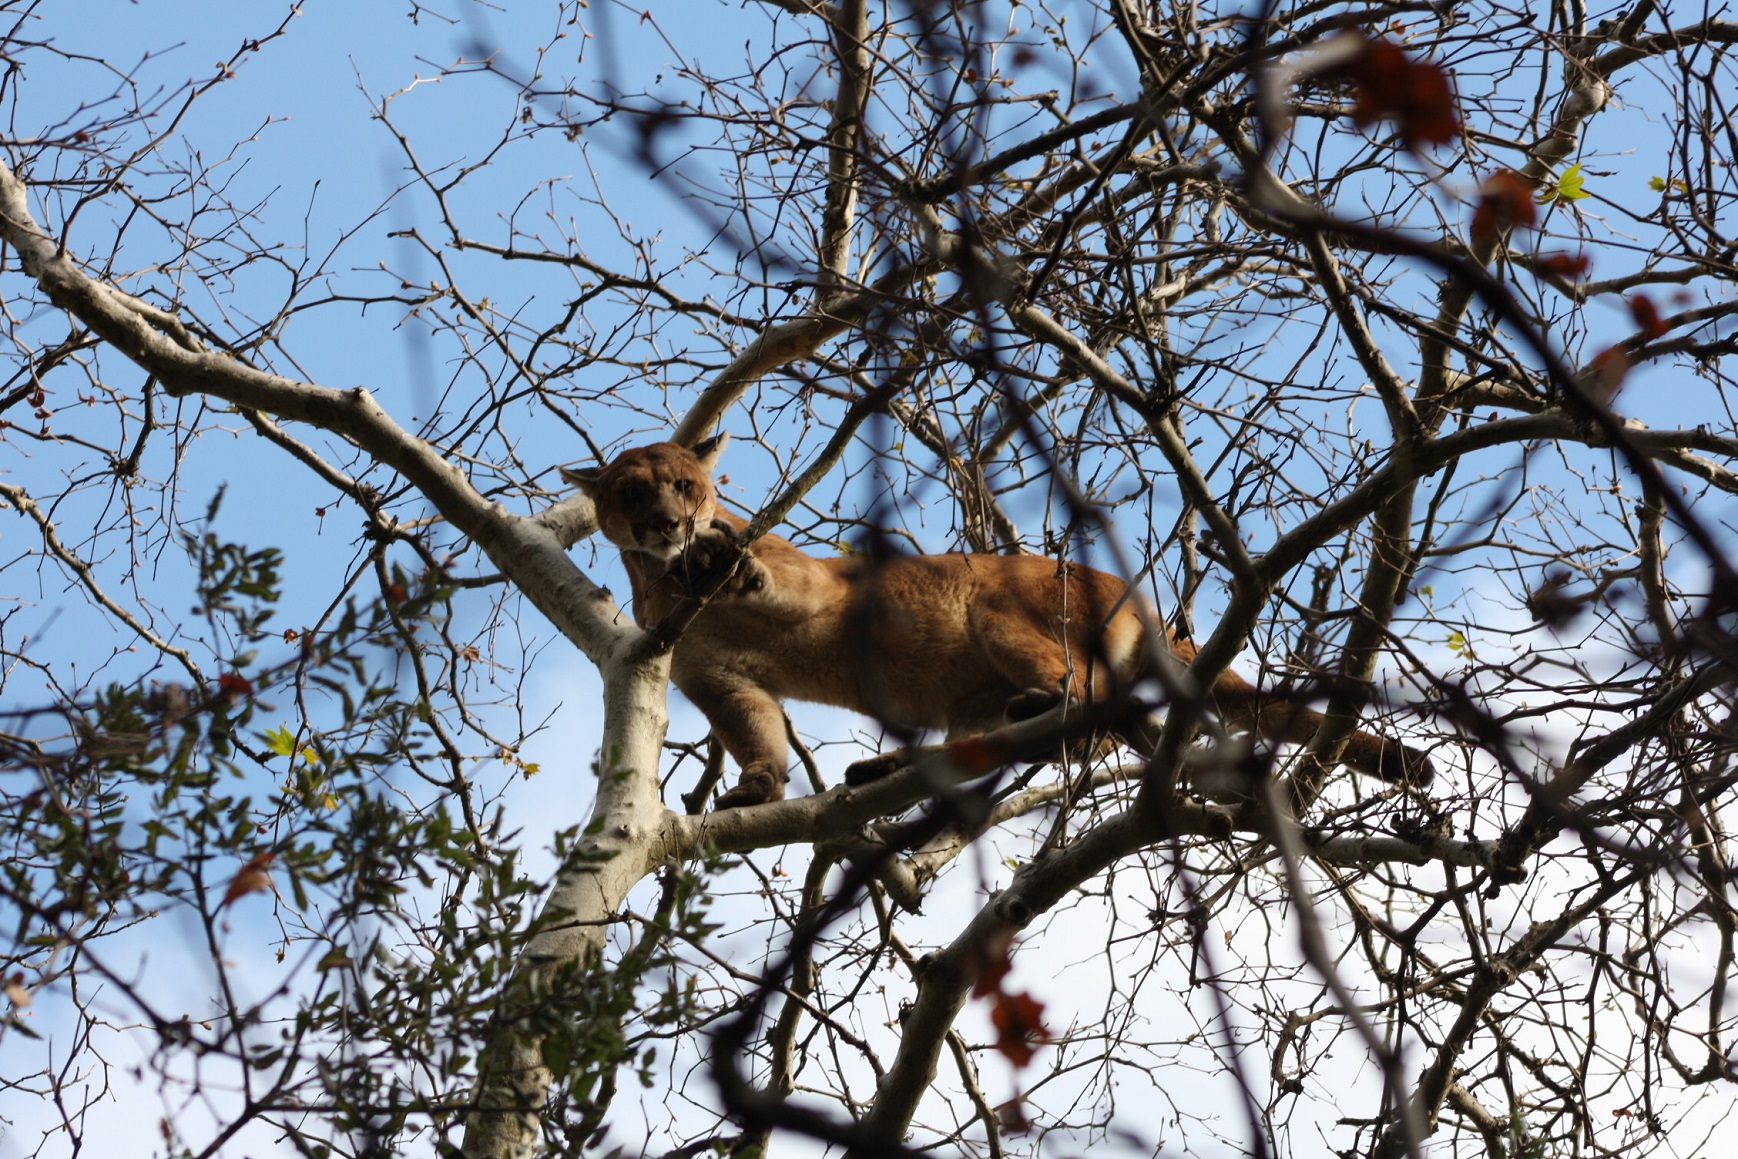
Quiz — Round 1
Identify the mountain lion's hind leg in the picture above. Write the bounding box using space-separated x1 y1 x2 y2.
977 614 1125 726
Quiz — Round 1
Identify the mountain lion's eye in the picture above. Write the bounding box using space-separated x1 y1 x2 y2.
672 479 693 495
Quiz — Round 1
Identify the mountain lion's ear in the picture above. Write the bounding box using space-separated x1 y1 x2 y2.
560 464 604 495
692 431 729 470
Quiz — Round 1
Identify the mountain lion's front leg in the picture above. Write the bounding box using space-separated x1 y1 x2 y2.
679 676 790 809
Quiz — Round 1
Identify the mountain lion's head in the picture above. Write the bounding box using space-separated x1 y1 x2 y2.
562 435 726 563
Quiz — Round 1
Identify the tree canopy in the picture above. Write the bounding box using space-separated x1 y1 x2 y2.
3 2 1737 1158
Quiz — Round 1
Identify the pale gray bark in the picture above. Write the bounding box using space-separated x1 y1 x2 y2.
0 158 674 1159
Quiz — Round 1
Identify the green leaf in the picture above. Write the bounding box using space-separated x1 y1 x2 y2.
4 1013 42 1040
1648 175 1666 191
540 1035 573 1074
263 725 296 757
1537 163 1590 204
317 946 354 971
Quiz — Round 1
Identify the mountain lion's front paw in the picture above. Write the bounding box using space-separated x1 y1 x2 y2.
711 520 769 593
677 521 733 579
674 520 767 595
713 762 787 809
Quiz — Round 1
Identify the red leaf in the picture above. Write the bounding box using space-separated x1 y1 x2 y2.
1338 36 1461 152
995 1097 1034 1134
1534 251 1590 278
989 991 1052 1067
968 929 1017 998
1628 293 1668 339
946 735 1008 775
1471 170 1537 247
217 671 254 701
222 851 276 908
1590 346 1630 395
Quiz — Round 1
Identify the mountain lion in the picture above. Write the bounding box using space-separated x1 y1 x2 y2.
564 436 1433 809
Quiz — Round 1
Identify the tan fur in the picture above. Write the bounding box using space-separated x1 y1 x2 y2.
565 438 1433 808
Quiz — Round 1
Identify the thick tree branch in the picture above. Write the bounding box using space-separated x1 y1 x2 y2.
0 157 633 668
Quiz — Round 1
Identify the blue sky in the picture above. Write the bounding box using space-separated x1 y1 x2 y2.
5 2 1737 1156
